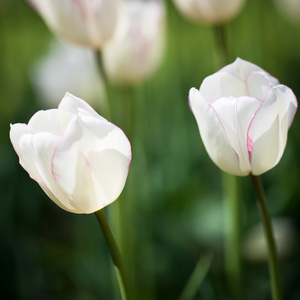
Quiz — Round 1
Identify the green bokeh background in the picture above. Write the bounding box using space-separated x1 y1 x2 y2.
1 0 300 299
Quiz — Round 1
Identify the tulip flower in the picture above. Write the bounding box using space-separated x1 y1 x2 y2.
273 0 300 25
27 0 124 48
102 0 165 84
10 93 132 214
173 0 246 24
189 58 297 176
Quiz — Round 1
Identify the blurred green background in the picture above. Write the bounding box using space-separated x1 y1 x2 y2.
1 0 300 299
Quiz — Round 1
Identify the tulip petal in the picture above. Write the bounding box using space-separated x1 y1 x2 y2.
26 108 75 135
200 72 247 102
248 85 297 175
52 114 131 213
10 123 27 157
246 71 279 100
58 92 100 118
211 96 261 174
189 88 247 176
17 132 77 212
31 0 121 47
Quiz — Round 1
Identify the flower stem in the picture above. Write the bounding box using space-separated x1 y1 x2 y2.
94 50 112 120
251 175 282 300
213 23 229 67
95 209 131 300
222 173 241 300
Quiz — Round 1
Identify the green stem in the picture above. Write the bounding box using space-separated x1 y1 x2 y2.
251 175 282 300
94 50 112 120
213 23 229 67
222 173 241 300
95 209 131 300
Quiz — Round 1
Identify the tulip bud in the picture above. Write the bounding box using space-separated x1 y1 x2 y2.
27 0 125 48
10 93 132 214
189 58 298 176
173 0 246 24
102 0 166 84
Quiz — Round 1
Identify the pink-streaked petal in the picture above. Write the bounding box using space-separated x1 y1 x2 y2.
18 132 76 212
246 71 279 100
249 85 298 175
189 88 247 176
211 96 261 174
52 115 131 213
200 72 247 103
26 109 75 135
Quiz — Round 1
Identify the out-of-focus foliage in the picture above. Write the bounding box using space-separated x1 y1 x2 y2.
1 0 300 299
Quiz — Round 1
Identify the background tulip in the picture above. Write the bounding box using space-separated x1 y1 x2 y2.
173 0 246 24
273 0 300 25
102 0 165 84
189 58 298 176
27 0 124 48
10 93 131 214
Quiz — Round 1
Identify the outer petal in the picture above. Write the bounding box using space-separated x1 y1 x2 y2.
26 108 75 135
10 123 27 157
52 114 131 213
189 88 247 176
211 96 261 174
200 72 247 102
248 85 298 175
17 132 78 212
58 92 101 119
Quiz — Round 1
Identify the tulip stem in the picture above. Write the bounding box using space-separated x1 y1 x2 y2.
95 209 131 300
251 175 282 300
223 173 241 300
214 23 229 67
94 50 112 120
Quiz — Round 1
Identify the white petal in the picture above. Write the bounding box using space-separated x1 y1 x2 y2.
58 92 102 119
52 115 131 213
31 0 122 47
200 72 247 102
246 71 279 100
26 109 75 135
211 96 261 173
189 88 246 176
249 85 298 175
222 58 263 81
10 123 27 157
33 0 91 46
18 132 76 212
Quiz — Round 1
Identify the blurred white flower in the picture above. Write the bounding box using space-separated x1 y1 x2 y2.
103 0 166 84
10 93 132 214
243 219 297 261
27 0 124 48
31 39 103 108
273 0 300 25
173 0 246 24
189 58 297 176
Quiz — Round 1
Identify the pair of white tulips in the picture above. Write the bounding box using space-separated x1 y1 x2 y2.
10 58 298 213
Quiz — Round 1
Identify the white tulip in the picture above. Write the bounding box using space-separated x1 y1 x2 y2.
103 0 165 84
27 0 124 48
173 0 246 24
273 0 300 25
10 93 131 214
189 58 298 176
